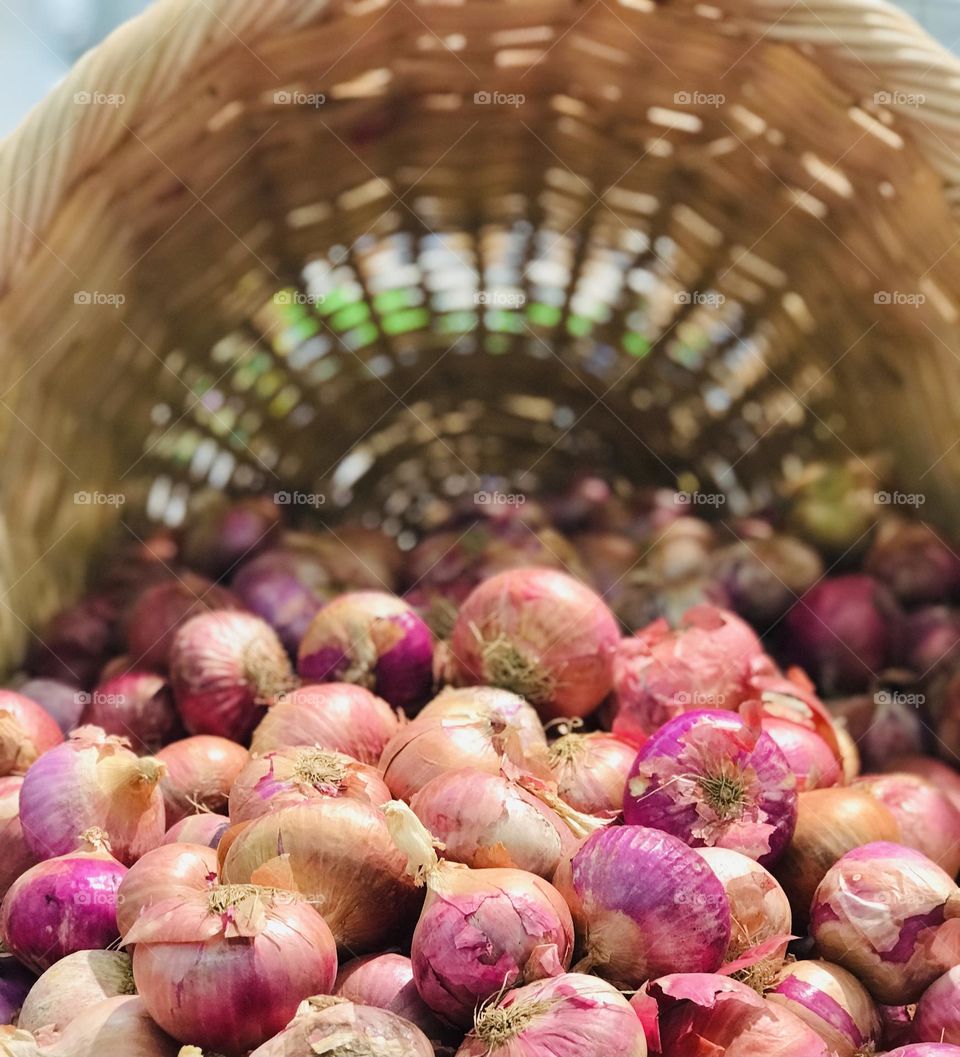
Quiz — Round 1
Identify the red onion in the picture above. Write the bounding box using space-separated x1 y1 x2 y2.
761 717 841 790
16 679 84 735
19 727 165 865
886 1047 960 1056
829 693 926 771
457 973 648 1057
811 842 960 1003
83 671 179 753
0 691 62 776
783 575 896 694
450 568 620 720
611 605 773 742
554 825 730 987
37 995 179 1057
912 965 960 1045
854 773 960 875
623 710 797 866
768 959 881 1057
547 731 635 817
711 534 823 624
18 950 134 1035
0 953 33 1027
247 995 433 1057
417 686 548 759
384 800 573 1027
220 800 421 953
180 495 281 579
229 746 390 822
0 830 126 972
901 606 960 675
867 519 960 607
125 574 238 669
116 842 219 937
298 591 434 708
161 813 229 848
29 595 117 688
170 611 295 742
749 668 844 772
880 1003 917 1050
886 755 960 813
0 777 37 899
127 883 337 1055
155 735 249 824
250 683 399 764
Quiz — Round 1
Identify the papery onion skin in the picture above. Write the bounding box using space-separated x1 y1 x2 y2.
38 995 179 1057
170 611 295 743
547 732 635 817
0 777 37 899
19 728 166 866
161 814 229 848
555 825 731 988
854 773 960 876
0 954 33 1027
912 965 960 1046
116 842 219 938
623 710 798 867
450 568 621 720
298 591 434 709
768 959 881 1057
0 691 63 776
16 679 84 736
18 950 134 1035
220 800 422 953
250 683 399 765
417 687 548 760
761 717 842 791
456 972 648 1057
156 735 249 825
83 672 180 753
228 746 390 823
811 842 960 1004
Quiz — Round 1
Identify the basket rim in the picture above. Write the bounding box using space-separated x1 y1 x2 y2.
0 0 959 294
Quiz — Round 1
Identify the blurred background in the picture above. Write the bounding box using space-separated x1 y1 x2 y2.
0 0 958 137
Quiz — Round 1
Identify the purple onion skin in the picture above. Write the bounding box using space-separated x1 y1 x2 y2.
886 1048 960 1056
0 954 34 1024
623 710 798 867
771 975 866 1050
1 855 126 973
912 966 960 1045
900 606 960 676
28 596 116 689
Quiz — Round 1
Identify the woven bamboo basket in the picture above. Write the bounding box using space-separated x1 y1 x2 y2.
1 0 959 674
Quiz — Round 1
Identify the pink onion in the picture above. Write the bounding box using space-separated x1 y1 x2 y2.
19 727 165 865
127 883 337 1055
229 746 390 822
250 683 399 764
220 800 421 953
170 611 295 742
886 1047 960 1056
880 1003 916 1050
416 686 548 759
829 693 926 771
116 842 219 937
0 830 126 972
547 731 636 817
29 595 117 688
0 691 62 776
912 965 960 1045
611 605 773 741
623 710 797 866
0 953 33 1027
768 959 881 1057
155 736 249 824
867 519 960 607
553 825 730 987
125 575 239 670
180 495 281 579
161 814 229 848
854 773 960 876
247 995 433 1057
761 716 841 790
384 800 573 1027
18 950 134 1035
16 679 85 735
711 534 823 625
0 777 37 899
298 591 434 709
811 842 960 1003
784 575 896 694
450 568 620 720
38 995 179 1057
901 606 960 676
885 755 960 813
83 671 179 753
457 972 648 1057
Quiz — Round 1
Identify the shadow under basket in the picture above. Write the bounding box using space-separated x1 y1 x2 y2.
1 0 960 671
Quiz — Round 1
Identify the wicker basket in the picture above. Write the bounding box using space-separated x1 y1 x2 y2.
1 0 959 672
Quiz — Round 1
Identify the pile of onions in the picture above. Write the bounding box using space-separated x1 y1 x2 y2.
0 691 63 776
247 995 433 1057
623 710 798 866
14 679 81 736
854 773 960 875
611 606 772 742
768 959 881 1057
547 731 636 817
554 825 730 987
19 727 166 865
811 842 960 1003
0 953 33 1026
383 800 573 1027
220 799 421 953
126 883 337 1055
297 591 434 709
1 829 126 972
912 965 960 1045
116 842 219 937
83 671 179 752
450 568 620 720
710 534 823 625
866 519 960 607
161 813 229 847
773 787 901 927
180 495 281 579
169 611 295 741
0 777 37 898
37 995 180 1057
229 746 389 822
458 973 648 1057
18 950 135 1035
156 735 249 823
250 683 399 764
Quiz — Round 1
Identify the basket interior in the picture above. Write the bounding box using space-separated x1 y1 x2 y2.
2 0 960 670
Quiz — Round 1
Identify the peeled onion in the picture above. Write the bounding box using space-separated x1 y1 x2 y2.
116 842 219 937
0 691 62 776
547 731 636 816
38 995 179 1057
156 735 249 824
18 950 134 1035
83 671 179 753
161 814 229 848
